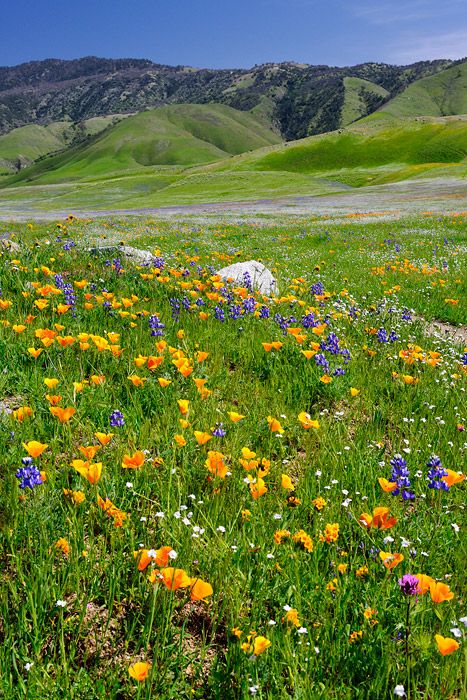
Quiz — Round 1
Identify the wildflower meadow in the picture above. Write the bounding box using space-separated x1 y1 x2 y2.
0 212 465 699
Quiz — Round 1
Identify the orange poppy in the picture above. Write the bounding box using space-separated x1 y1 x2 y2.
22 441 48 458
378 478 397 493
128 661 151 681
72 460 102 484
158 567 191 590
442 469 465 487
430 582 454 603
78 445 101 460
205 451 228 478
435 635 460 656
194 431 212 445
122 451 145 469
189 578 213 601
414 574 435 594
50 406 76 423
359 507 397 530
379 551 404 569
94 432 114 445
267 416 284 433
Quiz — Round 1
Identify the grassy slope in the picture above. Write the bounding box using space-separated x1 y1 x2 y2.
373 60 467 119
341 77 389 126
0 123 71 175
3 105 281 186
0 116 129 176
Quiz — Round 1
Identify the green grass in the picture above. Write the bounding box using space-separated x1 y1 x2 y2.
374 60 467 119
0 123 71 175
0 113 465 213
237 120 467 174
0 213 465 699
0 116 130 176
341 77 389 126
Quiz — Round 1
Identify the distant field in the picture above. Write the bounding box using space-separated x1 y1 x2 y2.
0 115 465 215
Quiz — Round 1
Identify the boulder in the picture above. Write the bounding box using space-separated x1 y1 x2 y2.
216 260 278 296
0 238 20 253
89 244 154 265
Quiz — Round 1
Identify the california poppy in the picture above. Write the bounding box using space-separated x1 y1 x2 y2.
50 406 75 423
72 460 102 484
189 578 213 601
298 412 320 429
22 441 48 458
128 661 151 681
435 634 460 656
379 551 404 569
122 451 145 469
429 582 454 603
267 416 284 433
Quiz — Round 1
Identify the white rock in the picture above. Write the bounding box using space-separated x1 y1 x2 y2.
89 244 154 264
216 260 278 296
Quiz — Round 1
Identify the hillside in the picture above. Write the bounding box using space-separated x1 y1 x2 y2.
206 115 467 187
0 56 455 139
0 115 127 175
341 77 389 126
373 60 467 119
2 104 281 185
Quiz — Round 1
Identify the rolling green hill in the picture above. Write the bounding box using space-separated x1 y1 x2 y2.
372 60 467 119
341 77 389 126
0 115 127 175
0 123 70 175
236 119 467 175
3 104 280 185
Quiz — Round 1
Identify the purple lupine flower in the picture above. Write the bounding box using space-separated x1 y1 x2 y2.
377 328 389 343
314 354 330 373
243 271 253 292
113 258 123 274
212 423 226 437
229 304 242 320
170 298 181 319
427 455 449 491
311 281 324 295
259 305 270 319
390 454 415 501
242 297 256 314
398 574 419 596
109 410 125 428
148 315 165 337
214 305 225 322
16 459 43 489
401 308 412 321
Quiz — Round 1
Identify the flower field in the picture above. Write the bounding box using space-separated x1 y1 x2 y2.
0 212 465 699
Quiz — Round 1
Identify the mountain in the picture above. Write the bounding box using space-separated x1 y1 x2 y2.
0 56 457 140
2 104 281 184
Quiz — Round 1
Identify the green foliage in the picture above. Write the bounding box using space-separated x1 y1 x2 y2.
0 213 465 699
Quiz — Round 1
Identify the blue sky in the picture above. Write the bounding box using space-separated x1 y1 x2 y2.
1 0 466 68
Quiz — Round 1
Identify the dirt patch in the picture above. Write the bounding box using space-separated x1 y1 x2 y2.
422 318 467 345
